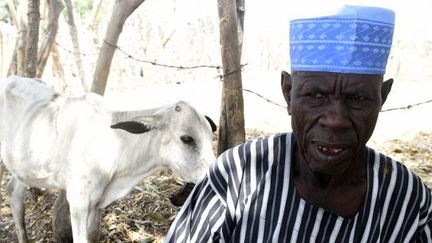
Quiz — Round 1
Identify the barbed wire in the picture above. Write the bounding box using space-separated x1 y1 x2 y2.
242 92 432 113
242 89 287 108
53 40 100 56
38 31 432 113
381 99 432 112
41 30 100 56
101 39 247 81
102 40 221 70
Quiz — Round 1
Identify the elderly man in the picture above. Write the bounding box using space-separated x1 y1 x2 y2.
165 5 432 242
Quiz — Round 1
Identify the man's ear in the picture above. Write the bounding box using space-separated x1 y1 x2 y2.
281 71 292 114
381 78 393 107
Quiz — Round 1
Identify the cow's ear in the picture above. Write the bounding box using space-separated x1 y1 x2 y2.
111 116 159 134
205 115 217 132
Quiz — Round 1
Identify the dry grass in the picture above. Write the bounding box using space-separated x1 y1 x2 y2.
0 169 183 243
0 130 431 242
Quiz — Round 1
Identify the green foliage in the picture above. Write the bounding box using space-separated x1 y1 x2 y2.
73 0 93 18
0 0 18 23
0 3 8 23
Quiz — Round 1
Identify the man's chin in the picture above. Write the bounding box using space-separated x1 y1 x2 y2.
306 145 354 175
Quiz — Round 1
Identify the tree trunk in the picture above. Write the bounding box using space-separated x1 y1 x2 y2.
91 0 145 96
88 0 105 45
7 0 19 27
25 0 40 78
7 46 17 76
216 0 245 155
64 0 86 92
6 0 19 76
36 0 64 78
236 0 245 56
50 44 65 81
17 28 27 76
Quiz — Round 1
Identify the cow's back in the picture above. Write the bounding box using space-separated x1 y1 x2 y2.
0 76 57 139
0 76 111 188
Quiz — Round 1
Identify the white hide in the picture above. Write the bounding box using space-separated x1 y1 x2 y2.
0 76 215 242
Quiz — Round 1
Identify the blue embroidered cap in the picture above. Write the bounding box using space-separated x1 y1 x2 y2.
289 5 395 74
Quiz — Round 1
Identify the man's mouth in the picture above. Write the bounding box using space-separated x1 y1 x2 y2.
317 145 345 156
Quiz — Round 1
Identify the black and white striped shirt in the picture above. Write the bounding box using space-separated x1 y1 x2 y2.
165 133 432 242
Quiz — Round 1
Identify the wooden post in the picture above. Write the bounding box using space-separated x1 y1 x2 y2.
25 0 40 78
216 0 245 155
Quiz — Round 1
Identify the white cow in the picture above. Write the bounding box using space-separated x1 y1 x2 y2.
0 76 216 242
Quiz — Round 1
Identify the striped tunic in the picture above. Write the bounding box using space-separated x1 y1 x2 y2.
165 133 432 242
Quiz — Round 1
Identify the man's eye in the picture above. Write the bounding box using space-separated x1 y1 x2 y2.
346 94 366 101
307 92 325 98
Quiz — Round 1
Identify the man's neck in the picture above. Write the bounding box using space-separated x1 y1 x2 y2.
292 147 368 217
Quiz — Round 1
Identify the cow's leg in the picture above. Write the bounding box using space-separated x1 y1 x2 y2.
52 190 73 243
67 189 101 242
7 176 28 243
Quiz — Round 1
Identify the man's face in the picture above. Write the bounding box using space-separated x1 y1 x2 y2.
281 71 392 175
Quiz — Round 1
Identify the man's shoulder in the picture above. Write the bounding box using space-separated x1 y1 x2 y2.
370 147 431 193
222 132 291 153
209 132 292 181
218 132 292 164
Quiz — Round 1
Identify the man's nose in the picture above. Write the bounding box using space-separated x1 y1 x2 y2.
319 101 351 129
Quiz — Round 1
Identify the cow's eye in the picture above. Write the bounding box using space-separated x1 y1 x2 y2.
180 135 194 145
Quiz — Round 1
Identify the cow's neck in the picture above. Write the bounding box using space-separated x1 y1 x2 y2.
98 130 166 208
114 129 166 179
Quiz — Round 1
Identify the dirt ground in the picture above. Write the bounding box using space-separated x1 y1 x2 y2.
0 130 431 243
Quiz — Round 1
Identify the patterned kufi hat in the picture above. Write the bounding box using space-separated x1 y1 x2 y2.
289 5 395 74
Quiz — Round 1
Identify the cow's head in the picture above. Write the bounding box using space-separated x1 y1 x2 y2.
110 101 216 183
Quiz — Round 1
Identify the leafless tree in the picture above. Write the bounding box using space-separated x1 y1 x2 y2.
88 0 105 45
216 0 245 155
91 0 145 95
36 0 64 78
64 0 86 91
7 0 19 27
25 0 40 78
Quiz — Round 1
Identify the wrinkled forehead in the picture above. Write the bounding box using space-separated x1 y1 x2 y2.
292 71 383 87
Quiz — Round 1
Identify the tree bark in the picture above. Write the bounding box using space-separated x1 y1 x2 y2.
25 0 40 78
64 0 86 92
17 28 27 76
91 0 145 96
50 44 64 80
216 0 245 155
36 0 64 78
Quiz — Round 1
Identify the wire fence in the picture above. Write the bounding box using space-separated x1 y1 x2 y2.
49 35 432 113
